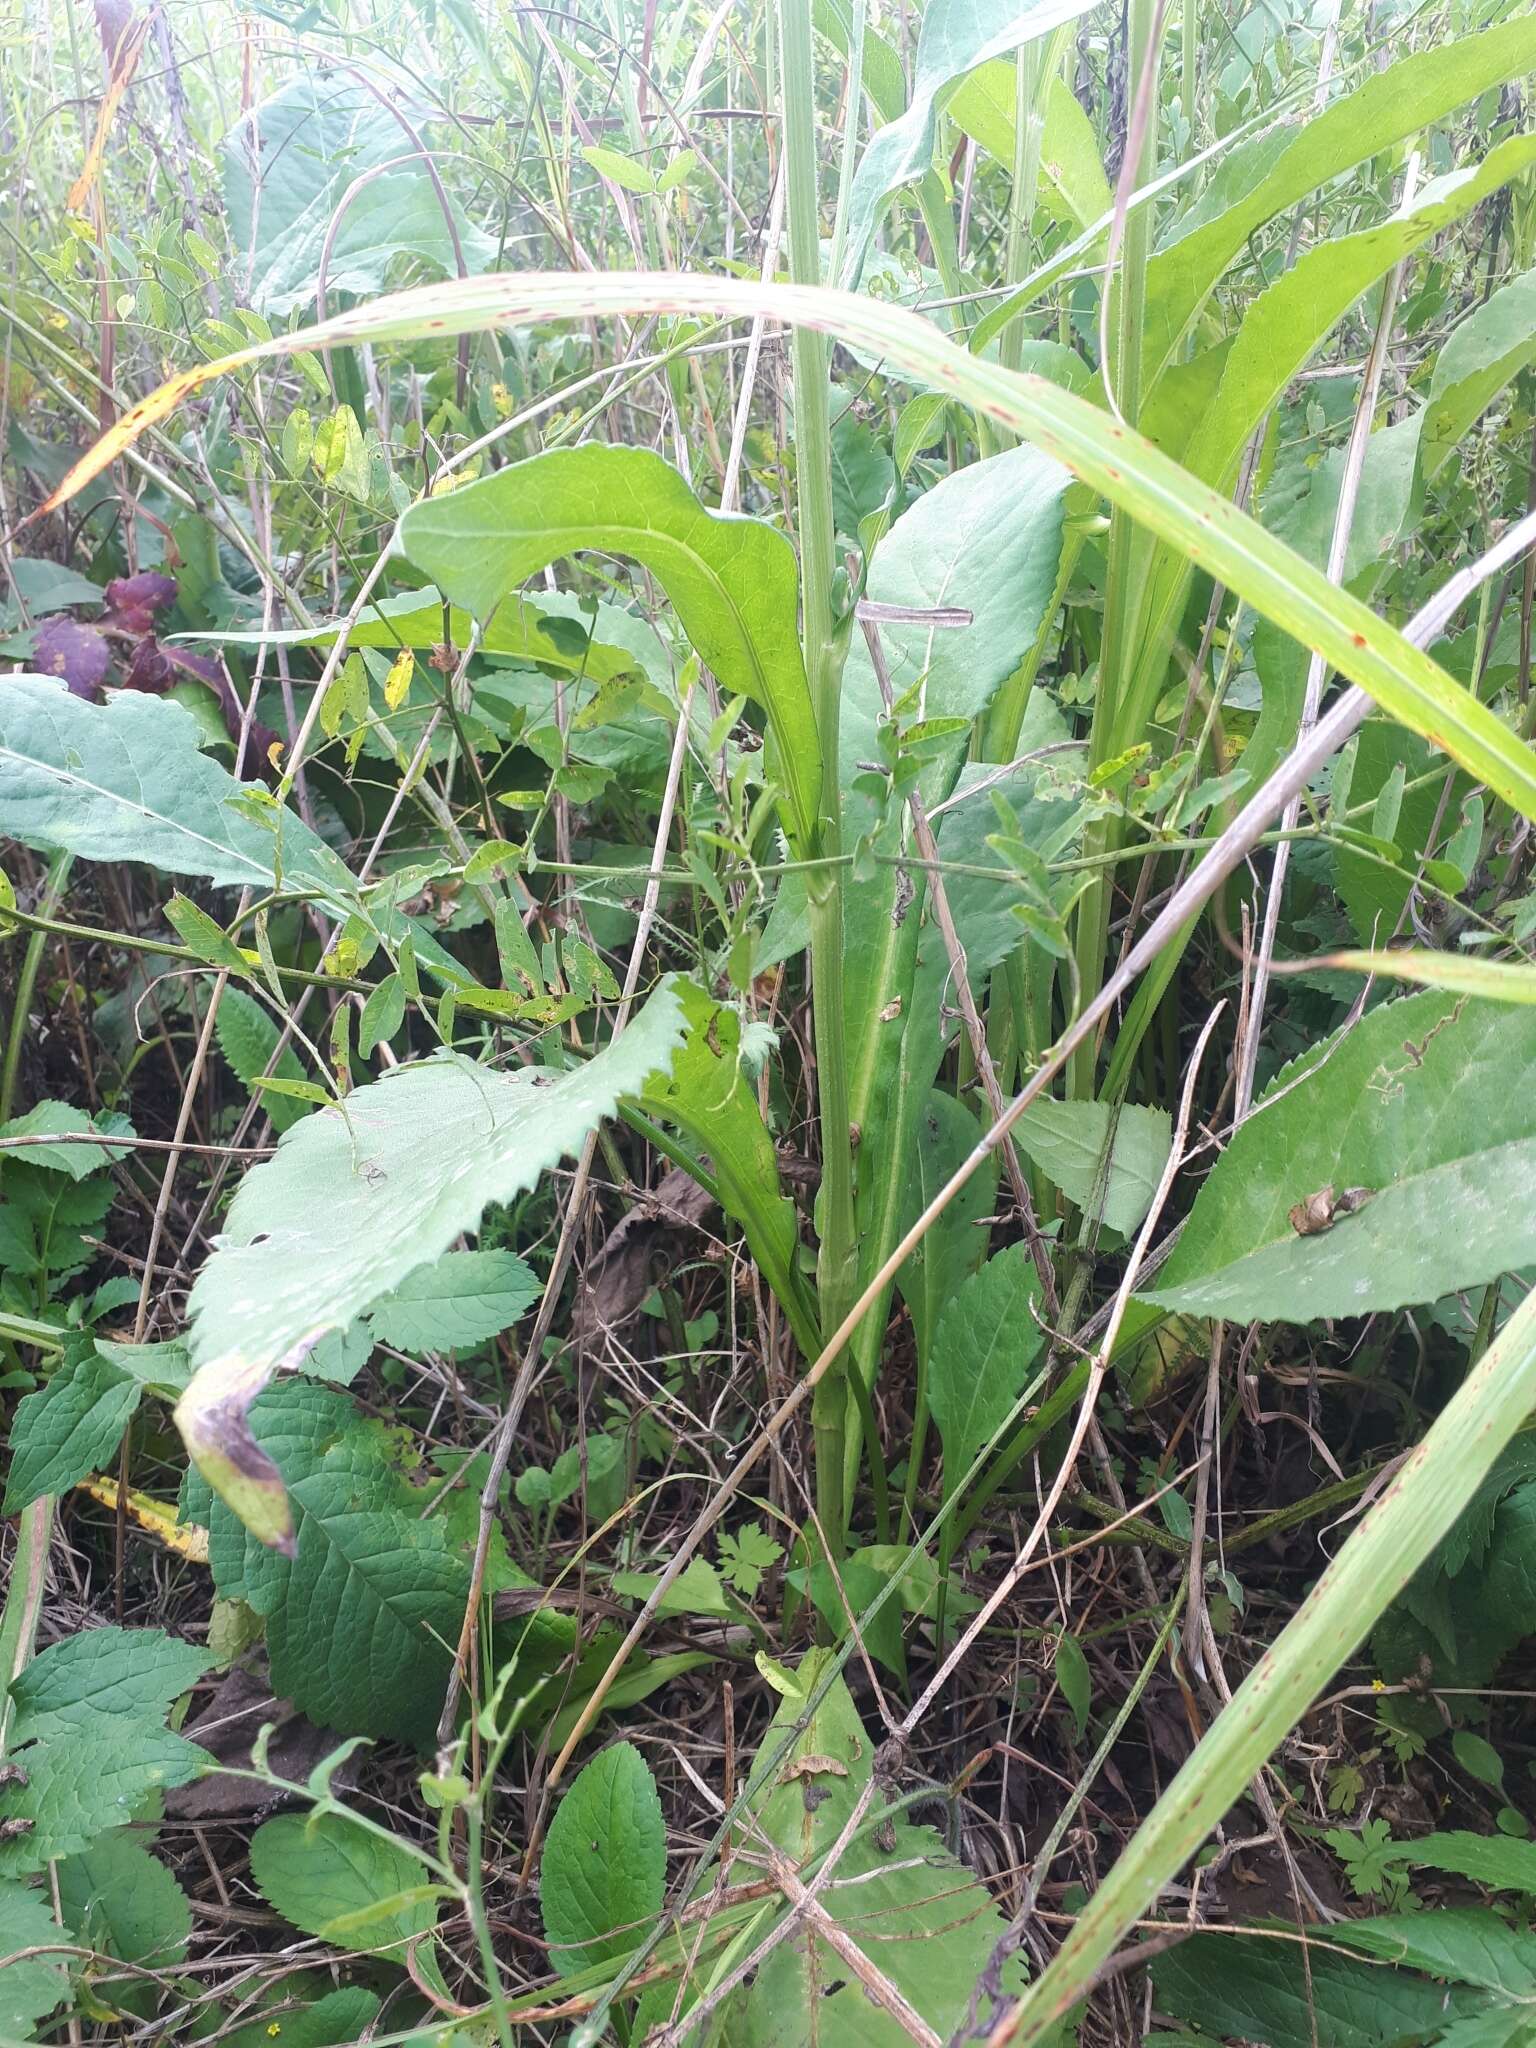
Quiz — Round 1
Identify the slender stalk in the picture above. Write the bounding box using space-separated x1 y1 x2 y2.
0 853 72 1137
780 0 858 1559
1069 0 1164 1098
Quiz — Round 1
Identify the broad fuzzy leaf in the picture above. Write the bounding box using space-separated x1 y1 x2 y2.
180 977 689 1547
223 76 492 315
251 1812 441 1958
1152 1931 1491 2046
1011 1098 1172 1236
0 677 352 903
540 1741 666 1976
366 1248 539 1353
0 1628 211 1877
717 1652 1027 2044
56 1831 191 1969
214 988 311 1134
1143 993 1536 1321
0 1878 72 2037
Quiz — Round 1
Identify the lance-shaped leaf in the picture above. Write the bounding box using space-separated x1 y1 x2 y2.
399 445 822 853
0 676 354 907
928 1244 1045 1494
1142 992 1536 1323
839 0 1098 286
631 980 819 1360
1139 12 1536 380
1180 134 1536 493
180 978 690 1548
1422 265 1536 483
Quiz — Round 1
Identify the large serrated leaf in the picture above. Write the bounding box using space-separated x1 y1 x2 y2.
1151 1929 1491 2047
3 1346 141 1513
56 1830 191 1970
184 1380 468 1748
0 1628 211 1878
540 1741 666 1977
179 977 689 1546
366 1247 539 1353
0 677 353 905
1142 993 1536 1322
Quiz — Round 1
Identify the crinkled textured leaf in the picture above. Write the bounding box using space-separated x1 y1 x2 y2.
839 0 1098 285
0 1627 212 1877
0 1100 132 1179
1011 1098 1172 1236
928 1244 1044 1491
252 1812 440 1957
1143 994 1536 1321
0 677 353 902
0 1878 72 2036
400 445 821 853
367 1248 539 1353
184 1380 467 1748
540 1741 665 1977
180 978 688 1542
3 1347 141 1513
721 1651 1028 2045
93 1336 192 1396
214 988 311 1133
223 75 492 315
56 1831 190 1968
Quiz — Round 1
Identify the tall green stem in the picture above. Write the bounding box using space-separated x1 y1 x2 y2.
780 0 857 1559
1068 0 1161 1099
